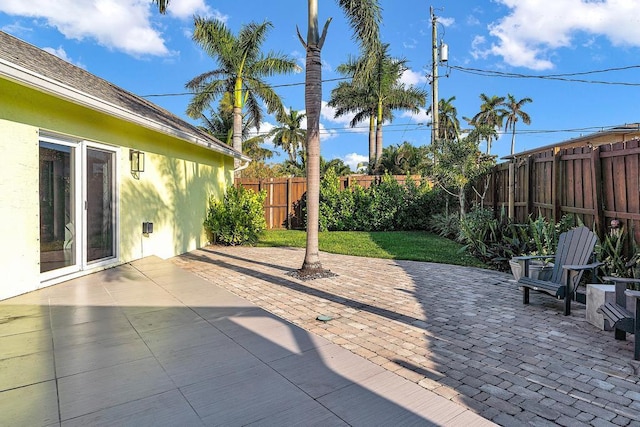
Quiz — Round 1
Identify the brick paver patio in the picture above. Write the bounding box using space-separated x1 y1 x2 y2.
174 246 640 426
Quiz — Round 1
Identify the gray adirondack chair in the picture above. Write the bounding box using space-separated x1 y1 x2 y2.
598 277 640 360
515 226 601 316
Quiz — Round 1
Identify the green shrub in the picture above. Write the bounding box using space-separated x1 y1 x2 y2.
204 185 267 245
368 175 405 231
306 173 443 232
457 208 578 271
429 212 460 239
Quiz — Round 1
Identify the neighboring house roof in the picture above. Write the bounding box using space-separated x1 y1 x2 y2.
0 31 249 161
503 123 640 160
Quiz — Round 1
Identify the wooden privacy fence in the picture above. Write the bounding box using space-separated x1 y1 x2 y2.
235 175 422 229
478 140 640 245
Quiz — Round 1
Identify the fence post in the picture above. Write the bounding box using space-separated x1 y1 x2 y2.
526 156 534 217
286 177 292 230
591 146 604 236
553 148 563 223
508 161 515 219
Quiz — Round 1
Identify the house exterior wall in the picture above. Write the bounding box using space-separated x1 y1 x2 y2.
0 78 233 300
0 120 41 300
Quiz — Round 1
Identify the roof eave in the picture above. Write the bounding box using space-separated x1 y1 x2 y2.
0 58 250 162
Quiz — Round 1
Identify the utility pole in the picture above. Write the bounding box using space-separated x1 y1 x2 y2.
430 6 439 148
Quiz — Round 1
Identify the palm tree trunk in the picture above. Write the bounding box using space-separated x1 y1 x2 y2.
510 126 516 155
368 114 375 169
232 105 243 175
301 0 324 272
375 99 383 166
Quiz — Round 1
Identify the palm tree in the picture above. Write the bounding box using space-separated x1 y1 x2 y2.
436 96 460 142
329 47 426 169
321 158 352 176
152 0 169 14
328 73 377 168
267 109 307 164
186 18 300 172
199 103 274 163
375 142 428 175
501 94 532 155
470 94 505 154
298 0 381 275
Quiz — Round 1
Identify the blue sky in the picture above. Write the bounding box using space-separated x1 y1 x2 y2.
2 0 640 170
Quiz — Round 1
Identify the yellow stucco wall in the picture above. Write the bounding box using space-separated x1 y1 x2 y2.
0 120 40 300
0 78 234 299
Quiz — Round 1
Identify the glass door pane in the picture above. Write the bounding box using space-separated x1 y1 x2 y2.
86 147 115 263
39 142 76 273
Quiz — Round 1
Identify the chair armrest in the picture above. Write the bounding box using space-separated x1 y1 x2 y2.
625 289 640 299
513 255 555 261
603 276 640 285
562 262 603 271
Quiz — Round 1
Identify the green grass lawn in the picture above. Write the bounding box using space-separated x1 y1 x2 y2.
257 230 486 268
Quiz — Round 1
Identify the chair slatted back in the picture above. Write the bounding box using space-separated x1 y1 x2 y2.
548 226 598 287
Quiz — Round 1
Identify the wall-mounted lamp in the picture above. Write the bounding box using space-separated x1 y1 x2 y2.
130 149 145 173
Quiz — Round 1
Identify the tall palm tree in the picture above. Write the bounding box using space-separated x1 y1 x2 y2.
267 109 307 164
328 72 377 168
329 46 426 170
501 94 532 155
470 94 505 154
152 0 169 14
298 0 381 275
186 18 300 172
436 96 460 142
198 101 274 163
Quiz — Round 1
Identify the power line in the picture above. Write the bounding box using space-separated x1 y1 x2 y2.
141 76 350 98
448 64 640 86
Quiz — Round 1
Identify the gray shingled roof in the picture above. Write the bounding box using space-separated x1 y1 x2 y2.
0 31 243 159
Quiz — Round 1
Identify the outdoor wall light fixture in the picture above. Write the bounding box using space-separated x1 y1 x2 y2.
130 149 145 173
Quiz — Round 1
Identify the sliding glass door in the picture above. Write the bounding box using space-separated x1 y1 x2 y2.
39 138 117 279
86 147 115 263
39 141 77 274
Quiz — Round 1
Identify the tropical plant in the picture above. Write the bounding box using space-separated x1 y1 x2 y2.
468 94 505 155
152 0 169 14
328 75 377 168
501 94 532 155
204 185 267 246
321 158 352 176
329 46 426 168
374 142 429 175
186 18 299 170
198 100 274 163
267 108 307 163
595 225 640 281
298 0 381 275
432 133 495 217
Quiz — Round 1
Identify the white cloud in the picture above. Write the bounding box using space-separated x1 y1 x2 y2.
0 0 171 56
342 153 368 172
400 108 430 125
401 68 427 86
478 0 640 70
438 17 455 27
402 38 418 49
43 46 86 68
321 101 367 135
167 0 212 20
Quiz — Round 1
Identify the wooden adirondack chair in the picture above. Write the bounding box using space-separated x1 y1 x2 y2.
515 226 601 316
598 277 640 360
